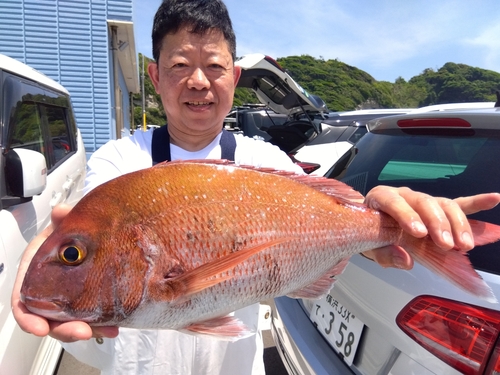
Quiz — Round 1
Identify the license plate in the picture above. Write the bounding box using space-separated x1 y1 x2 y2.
310 293 364 366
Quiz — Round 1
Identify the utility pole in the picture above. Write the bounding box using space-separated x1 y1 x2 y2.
142 53 146 131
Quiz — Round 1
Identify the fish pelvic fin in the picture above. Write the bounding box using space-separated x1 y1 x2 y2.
182 316 254 341
404 219 500 303
169 238 295 301
287 257 350 299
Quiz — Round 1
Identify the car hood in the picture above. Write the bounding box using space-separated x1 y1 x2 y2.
235 53 328 116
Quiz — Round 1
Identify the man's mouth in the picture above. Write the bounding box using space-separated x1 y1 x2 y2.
187 101 212 106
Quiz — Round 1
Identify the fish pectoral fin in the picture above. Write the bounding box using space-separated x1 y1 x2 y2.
182 315 253 341
169 238 294 300
287 257 350 299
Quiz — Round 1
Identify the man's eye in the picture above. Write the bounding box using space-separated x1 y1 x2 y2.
209 64 225 70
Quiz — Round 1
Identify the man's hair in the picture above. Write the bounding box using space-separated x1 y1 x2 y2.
152 0 237 63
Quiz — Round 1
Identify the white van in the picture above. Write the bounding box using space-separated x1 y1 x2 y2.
0 54 86 375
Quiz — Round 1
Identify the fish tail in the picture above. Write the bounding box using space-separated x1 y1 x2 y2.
403 219 500 303
468 219 500 246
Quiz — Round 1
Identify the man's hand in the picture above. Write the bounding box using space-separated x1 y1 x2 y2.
11 204 118 342
362 186 500 269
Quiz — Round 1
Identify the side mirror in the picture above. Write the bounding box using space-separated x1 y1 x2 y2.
3 148 47 206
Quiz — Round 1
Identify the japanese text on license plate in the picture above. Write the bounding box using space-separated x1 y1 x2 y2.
310 293 364 366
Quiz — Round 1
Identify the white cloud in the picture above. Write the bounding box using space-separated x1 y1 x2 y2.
231 0 463 69
464 24 500 72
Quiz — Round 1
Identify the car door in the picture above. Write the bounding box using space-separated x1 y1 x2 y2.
0 72 86 375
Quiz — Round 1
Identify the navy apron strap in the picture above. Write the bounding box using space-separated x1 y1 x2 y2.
152 125 170 165
152 125 236 166
220 128 236 161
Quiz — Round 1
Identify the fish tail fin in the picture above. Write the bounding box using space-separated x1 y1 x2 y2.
469 219 500 246
404 219 500 303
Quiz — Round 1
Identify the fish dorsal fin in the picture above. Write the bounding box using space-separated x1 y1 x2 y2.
166 238 294 302
160 159 365 202
287 257 350 299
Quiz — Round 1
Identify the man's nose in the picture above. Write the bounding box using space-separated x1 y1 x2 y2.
187 68 210 90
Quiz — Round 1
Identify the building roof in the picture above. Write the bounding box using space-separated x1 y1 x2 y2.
108 20 140 93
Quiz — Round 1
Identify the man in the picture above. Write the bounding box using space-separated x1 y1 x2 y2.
11 0 500 374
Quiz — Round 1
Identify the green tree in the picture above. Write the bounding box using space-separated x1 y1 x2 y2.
132 54 166 126
137 53 500 115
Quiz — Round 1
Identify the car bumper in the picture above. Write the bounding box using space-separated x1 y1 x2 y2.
270 255 496 375
271 296 353 375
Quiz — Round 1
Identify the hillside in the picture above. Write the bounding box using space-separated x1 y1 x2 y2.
408 62 500 106
273 56 500 111
133 54 500 125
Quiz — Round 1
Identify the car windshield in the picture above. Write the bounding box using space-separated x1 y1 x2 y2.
340 128 500 274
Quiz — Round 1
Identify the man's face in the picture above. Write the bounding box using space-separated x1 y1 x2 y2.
148 27 241 140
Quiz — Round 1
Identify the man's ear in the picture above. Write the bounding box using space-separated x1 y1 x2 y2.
233 65 242 87
148 62 161 94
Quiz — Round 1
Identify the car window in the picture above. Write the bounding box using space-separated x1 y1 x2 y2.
347 126 367 145
9 101 76 172
44 105 71 168
378 137 487 181
255 76 291 106
9 102 44 154
341 130 498 195
340 129 500 274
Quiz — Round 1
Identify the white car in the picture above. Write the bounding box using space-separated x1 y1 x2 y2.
271 106 500 375
295 108 414 177
0 54 86 375
234 54 413 175
409 101 495 113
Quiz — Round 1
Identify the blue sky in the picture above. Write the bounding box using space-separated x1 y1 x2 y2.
133 0 500 82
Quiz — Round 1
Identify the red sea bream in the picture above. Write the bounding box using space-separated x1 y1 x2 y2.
20 160 500 338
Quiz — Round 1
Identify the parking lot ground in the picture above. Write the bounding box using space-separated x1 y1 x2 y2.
56 351 98 375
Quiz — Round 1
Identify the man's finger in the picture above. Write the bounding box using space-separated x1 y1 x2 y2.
454 193 500 215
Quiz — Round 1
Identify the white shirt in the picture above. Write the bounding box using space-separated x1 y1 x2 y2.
63 129 303 375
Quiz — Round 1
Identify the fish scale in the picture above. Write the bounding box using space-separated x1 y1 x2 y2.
20 160 500 338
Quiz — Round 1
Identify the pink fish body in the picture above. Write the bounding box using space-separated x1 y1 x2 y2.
20 160 500 338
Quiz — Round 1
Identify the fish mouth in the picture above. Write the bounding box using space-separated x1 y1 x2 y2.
21 295 74 321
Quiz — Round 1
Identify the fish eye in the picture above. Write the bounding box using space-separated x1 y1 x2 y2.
60 246 85 265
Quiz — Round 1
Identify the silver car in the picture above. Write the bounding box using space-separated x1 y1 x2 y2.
271 106 500 375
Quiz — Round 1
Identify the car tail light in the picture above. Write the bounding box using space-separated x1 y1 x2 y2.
296 161 321 174
287 154 321 174
296 162 321 174
264 55 284 71
396 295 500 375
397 118 472 128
